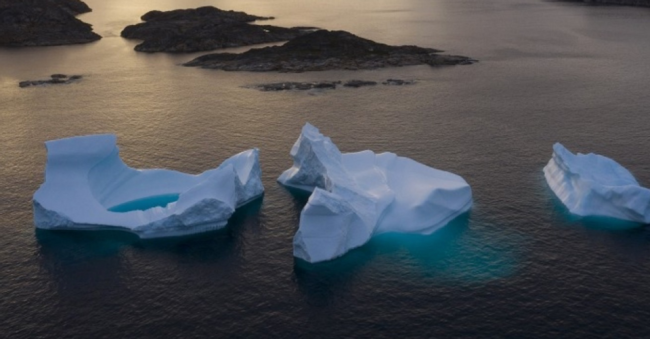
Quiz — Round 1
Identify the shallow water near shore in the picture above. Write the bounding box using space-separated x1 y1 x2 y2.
2 0 650 337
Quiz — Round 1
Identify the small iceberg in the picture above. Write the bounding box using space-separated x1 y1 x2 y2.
33 134 263 238
278 123 473 263
544 143 650 224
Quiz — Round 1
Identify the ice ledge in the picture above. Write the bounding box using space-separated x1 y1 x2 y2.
543 142 650 223
279 123 473 263
33 134 263 238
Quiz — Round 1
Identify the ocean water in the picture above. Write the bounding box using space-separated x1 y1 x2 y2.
1 0 650 337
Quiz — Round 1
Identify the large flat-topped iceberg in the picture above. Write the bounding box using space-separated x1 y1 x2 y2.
33 134 263 238
544 143 650 224
278 124 473 263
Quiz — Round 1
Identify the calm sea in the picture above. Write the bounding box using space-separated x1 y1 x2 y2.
1 0 650 337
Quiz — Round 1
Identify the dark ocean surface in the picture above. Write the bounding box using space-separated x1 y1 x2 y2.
1 0 649 337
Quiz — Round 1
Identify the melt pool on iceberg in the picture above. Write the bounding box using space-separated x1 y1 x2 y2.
33 134 264 238
544 142 650 224
278 123 473 263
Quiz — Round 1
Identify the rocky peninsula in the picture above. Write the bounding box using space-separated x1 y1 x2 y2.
184 30 475 72
121 6 314 53
0 0 100 47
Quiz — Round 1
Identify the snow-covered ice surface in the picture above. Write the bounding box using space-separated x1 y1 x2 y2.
33 134 264 238
544 143 650 224
278 124 473 263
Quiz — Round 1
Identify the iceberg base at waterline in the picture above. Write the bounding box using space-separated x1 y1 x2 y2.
544 142 650 224
278 123 473 263
33 134 264 239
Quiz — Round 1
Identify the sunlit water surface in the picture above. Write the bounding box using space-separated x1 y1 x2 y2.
1 0 650 337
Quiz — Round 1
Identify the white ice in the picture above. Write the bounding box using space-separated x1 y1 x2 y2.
33 134 263 238
544 142 650 224
278 123 473 263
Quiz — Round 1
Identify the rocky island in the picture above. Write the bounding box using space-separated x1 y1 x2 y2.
248 79 417 91
121 6 314 53
19 74 82 88
184 30 475 72
0 0 101 47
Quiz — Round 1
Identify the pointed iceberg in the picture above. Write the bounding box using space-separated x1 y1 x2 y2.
279 123 473 263
33 134 263 238
544 142 650 224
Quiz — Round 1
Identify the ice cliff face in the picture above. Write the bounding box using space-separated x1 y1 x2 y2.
279 124 473 263
544 143 650 224
33 134 263 238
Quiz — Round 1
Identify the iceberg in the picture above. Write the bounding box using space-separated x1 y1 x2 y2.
544 143 650 224
33 134 263 238
278 123 473 263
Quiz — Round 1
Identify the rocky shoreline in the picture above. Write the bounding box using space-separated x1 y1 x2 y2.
184 30 476 72
1 4 476 82
561 0 650 7
121 7 315 53
0 0 100 47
